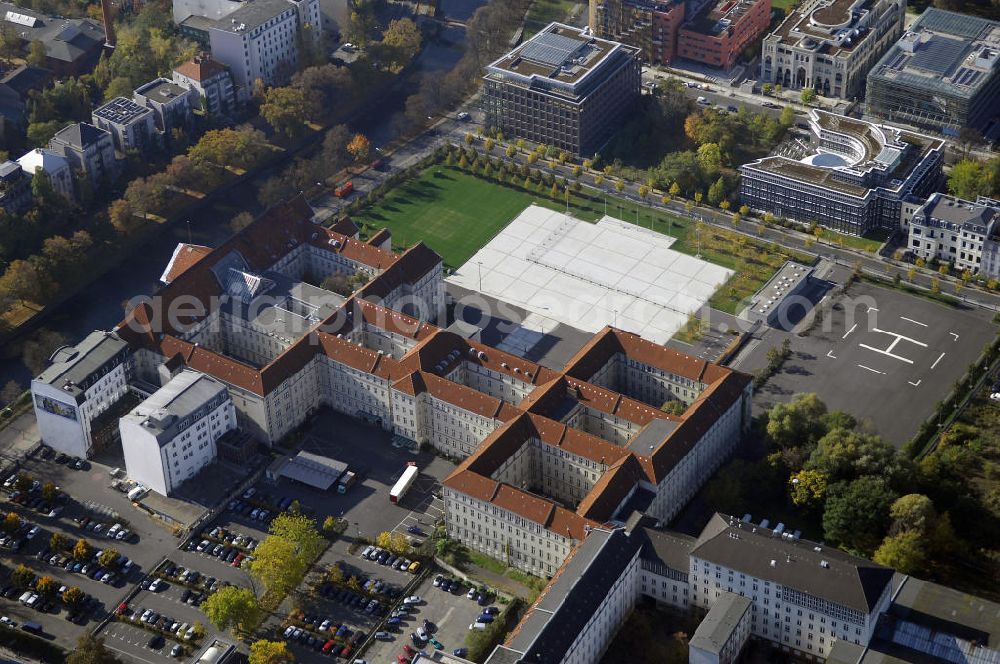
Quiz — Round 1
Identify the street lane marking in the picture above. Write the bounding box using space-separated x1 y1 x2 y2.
931 352 946 370
909 379 922 387
900 316 928 327
858 364 886 375
842 323 857 339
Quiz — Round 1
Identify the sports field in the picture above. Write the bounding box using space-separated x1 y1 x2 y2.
354 169 562 268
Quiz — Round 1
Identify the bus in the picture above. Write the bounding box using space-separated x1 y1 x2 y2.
389 462 418 504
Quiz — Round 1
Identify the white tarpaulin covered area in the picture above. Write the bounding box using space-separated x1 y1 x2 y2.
447 206 733 345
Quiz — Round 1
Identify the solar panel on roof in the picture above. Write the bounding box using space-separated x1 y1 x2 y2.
520 31 585 67
910 35 967 75
916 8 990 39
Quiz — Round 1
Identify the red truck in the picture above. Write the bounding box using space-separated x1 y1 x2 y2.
334 181 354 198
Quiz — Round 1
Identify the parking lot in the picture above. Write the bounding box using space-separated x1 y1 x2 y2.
747 281 998 444
0 451 192 649
362 571 501 663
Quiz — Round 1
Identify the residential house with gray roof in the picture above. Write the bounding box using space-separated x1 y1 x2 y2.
48 121 117 191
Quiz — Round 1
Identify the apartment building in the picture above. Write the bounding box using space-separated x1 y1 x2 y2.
48 122 117 189
740 109 944 235
677 0 772 70
17 147 74 202
173 0 321 92
591 0 686 65
905 192 1000 277
92 97 157 154
867 9 1000 134
172 55 238 117
134 78 195 135
760 0 905 99
31 330 132 459
689 592 753 664
119 369 236 496
0 160 32 214
482 22 641 157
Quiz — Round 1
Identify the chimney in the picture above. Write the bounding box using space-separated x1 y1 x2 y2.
101 0 116 48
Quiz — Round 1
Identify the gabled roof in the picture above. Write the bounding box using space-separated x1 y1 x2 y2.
51 122 108 150
691 514 894 614
173 55 230 82
160 243 212 284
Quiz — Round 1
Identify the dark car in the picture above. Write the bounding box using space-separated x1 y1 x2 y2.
148 635 165 649
406 526 425 536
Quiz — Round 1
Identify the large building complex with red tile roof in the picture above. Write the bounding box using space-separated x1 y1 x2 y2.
36 194 751 579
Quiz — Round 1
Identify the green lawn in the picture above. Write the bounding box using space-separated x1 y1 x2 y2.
352 169 536 268
817 227 889 253
525 0 578 34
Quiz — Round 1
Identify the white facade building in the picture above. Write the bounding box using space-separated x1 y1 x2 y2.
689 592 753 664
31 331 132 459
16 148 75 202
172 55 238 117
119 369 235 496
905 193 1000 278
91 97 157 154
760 0 905 99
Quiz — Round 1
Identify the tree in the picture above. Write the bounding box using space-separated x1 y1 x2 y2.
203 586 262 635
41 480 57 501
0 259 43 304
800 88 816 104
0 380 21 405
930 277 941 294
50 532 67 552
823 477 897 554
73 538 94 561
36 575 57 596
779 106 795 127
230 211 255 233
3 511 20 533
389 532 410 555
806 428 911 488
347 134 370 163
98 548 119 568
63 586 85 607
13 474 31 492
327 563 344 585
707 176 725 207
248 536 307 596
947 159 992 201
765 393 828 449
380 18 421 70
873 530 927 574
376 531 392 549
697 143 723 174
11 564 34 589
249 640 294 664
789 469 827 507
108 199 140 236
66 633 125 664
260 86 309 137
27 39 47 67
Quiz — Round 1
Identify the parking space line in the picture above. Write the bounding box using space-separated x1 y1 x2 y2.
899 316 928 327
827 350 837 359
931 352 946 370
857 364 886 375
104 644 162 664
842 323 857 339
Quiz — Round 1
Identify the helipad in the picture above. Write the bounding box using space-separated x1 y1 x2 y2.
447 205 733 345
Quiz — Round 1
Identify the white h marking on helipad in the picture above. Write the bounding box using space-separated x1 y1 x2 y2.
858 328 927 365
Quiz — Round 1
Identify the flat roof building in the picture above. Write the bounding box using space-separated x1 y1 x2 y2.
119 369 235 496
134 78 194 134
92 97 156 153
740 109 944 235
689 591 752 664
31 330 132 459
677 0 772 70
866 8 1000 135
483 22 641 156
761 0 905 99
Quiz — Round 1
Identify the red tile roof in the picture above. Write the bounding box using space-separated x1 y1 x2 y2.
174 55 229 82
160 243 211 284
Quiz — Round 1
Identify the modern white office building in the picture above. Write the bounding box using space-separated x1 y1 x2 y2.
119 369 236 496
740 109 944 235
760 0 905 99
905 192 1000 278
31 331 132 459
91 97 157 154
